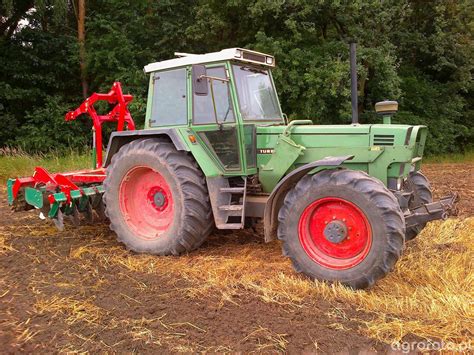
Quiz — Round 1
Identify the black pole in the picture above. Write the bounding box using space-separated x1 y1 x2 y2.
350 41 358 124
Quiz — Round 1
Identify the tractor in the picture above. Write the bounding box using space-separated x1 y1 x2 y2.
7 45 456 289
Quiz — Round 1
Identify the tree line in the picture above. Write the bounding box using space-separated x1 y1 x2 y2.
0 0 472 155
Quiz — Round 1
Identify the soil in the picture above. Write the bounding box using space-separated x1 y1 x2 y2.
422 163 474 217
0 163 472 352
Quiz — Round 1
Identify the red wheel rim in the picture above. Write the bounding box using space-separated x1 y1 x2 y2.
119 166 174 240
298 197 372 270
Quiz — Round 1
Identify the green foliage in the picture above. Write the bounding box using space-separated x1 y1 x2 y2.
0 0 472 155
395 66 471 154
14 95 90 152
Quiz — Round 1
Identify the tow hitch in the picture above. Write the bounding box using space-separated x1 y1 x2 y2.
405 194 458 229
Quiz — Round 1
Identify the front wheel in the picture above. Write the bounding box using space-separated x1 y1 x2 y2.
403 171 433 241
277 169 405 289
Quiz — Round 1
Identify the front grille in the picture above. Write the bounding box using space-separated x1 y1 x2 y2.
374 134 395 146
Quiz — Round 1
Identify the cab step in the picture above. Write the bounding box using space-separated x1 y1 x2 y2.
219 187 245 193
206 176 247 230
216 223 243 229
218 204 243 211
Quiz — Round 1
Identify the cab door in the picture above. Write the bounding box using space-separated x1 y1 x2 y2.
190 64 243 174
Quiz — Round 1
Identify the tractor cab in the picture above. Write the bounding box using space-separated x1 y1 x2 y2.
143 48 283 176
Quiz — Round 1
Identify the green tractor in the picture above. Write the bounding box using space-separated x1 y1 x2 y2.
7 46 456 289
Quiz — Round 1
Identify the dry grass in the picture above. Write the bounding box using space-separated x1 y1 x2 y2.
242 326 289 352
68 218 473 346
34 296 105 326
0 232 16 255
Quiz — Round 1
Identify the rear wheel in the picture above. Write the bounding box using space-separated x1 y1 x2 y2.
403 171 433 241
103 138 213 255
277 169 405 289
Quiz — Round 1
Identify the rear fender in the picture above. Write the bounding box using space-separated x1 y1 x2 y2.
104 128 188 167
263 155 354 242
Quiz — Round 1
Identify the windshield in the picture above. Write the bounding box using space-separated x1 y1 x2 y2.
232 65 281 121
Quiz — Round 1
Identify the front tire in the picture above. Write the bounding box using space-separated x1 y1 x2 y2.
277 169 405 289
403 171 433 241
103 138 213 255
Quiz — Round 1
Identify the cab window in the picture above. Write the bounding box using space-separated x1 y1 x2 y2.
232 64 281 121
193 66 234 124
150 68 187 127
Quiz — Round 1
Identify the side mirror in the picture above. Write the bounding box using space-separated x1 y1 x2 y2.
192 64 208 96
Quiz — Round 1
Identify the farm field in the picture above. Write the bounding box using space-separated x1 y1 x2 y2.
0 162 473 352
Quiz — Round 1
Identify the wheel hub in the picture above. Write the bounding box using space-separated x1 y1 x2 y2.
148 186 168 211
323 220 347 243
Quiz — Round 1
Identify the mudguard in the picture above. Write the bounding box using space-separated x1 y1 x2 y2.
104 128 188 167
263 155 354 242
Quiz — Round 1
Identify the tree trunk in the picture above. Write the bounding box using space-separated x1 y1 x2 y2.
78 0 88 98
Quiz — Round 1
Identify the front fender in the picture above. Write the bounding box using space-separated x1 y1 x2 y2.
263 155 354 242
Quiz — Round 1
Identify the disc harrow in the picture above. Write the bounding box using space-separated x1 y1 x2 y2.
7 82 135 230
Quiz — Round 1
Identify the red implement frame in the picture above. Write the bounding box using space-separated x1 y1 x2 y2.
65 82 136 169
10 82 136 204
11 166 107 205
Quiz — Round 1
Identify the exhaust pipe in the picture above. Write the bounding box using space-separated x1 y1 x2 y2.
349 41 358 124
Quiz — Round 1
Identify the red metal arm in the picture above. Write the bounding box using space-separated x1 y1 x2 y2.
65 82 136 168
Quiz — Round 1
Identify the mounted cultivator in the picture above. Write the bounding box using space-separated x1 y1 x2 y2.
7 47 457 289
7 82 135 230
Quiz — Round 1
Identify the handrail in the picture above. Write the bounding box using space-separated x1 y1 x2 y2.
283 120 313 136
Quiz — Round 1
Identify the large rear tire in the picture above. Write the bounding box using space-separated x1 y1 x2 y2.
277 169 405 289
403 171 433 241
103 138 213 255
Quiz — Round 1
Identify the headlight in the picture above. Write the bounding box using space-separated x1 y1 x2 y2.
266 56 274 65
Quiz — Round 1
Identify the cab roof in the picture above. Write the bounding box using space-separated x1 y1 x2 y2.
144 48 275 73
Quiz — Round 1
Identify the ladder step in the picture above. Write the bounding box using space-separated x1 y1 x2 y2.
219 187 245 193
218 204 243 211
216 223 243 230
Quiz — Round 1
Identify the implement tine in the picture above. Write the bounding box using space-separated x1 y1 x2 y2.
95 198 106 222
69 204 80 227
84 199 94 224
53 209 64 231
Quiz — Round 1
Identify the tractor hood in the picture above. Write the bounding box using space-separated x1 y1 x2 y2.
256 123 426 149
255 122 428 193
257 124 370 136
